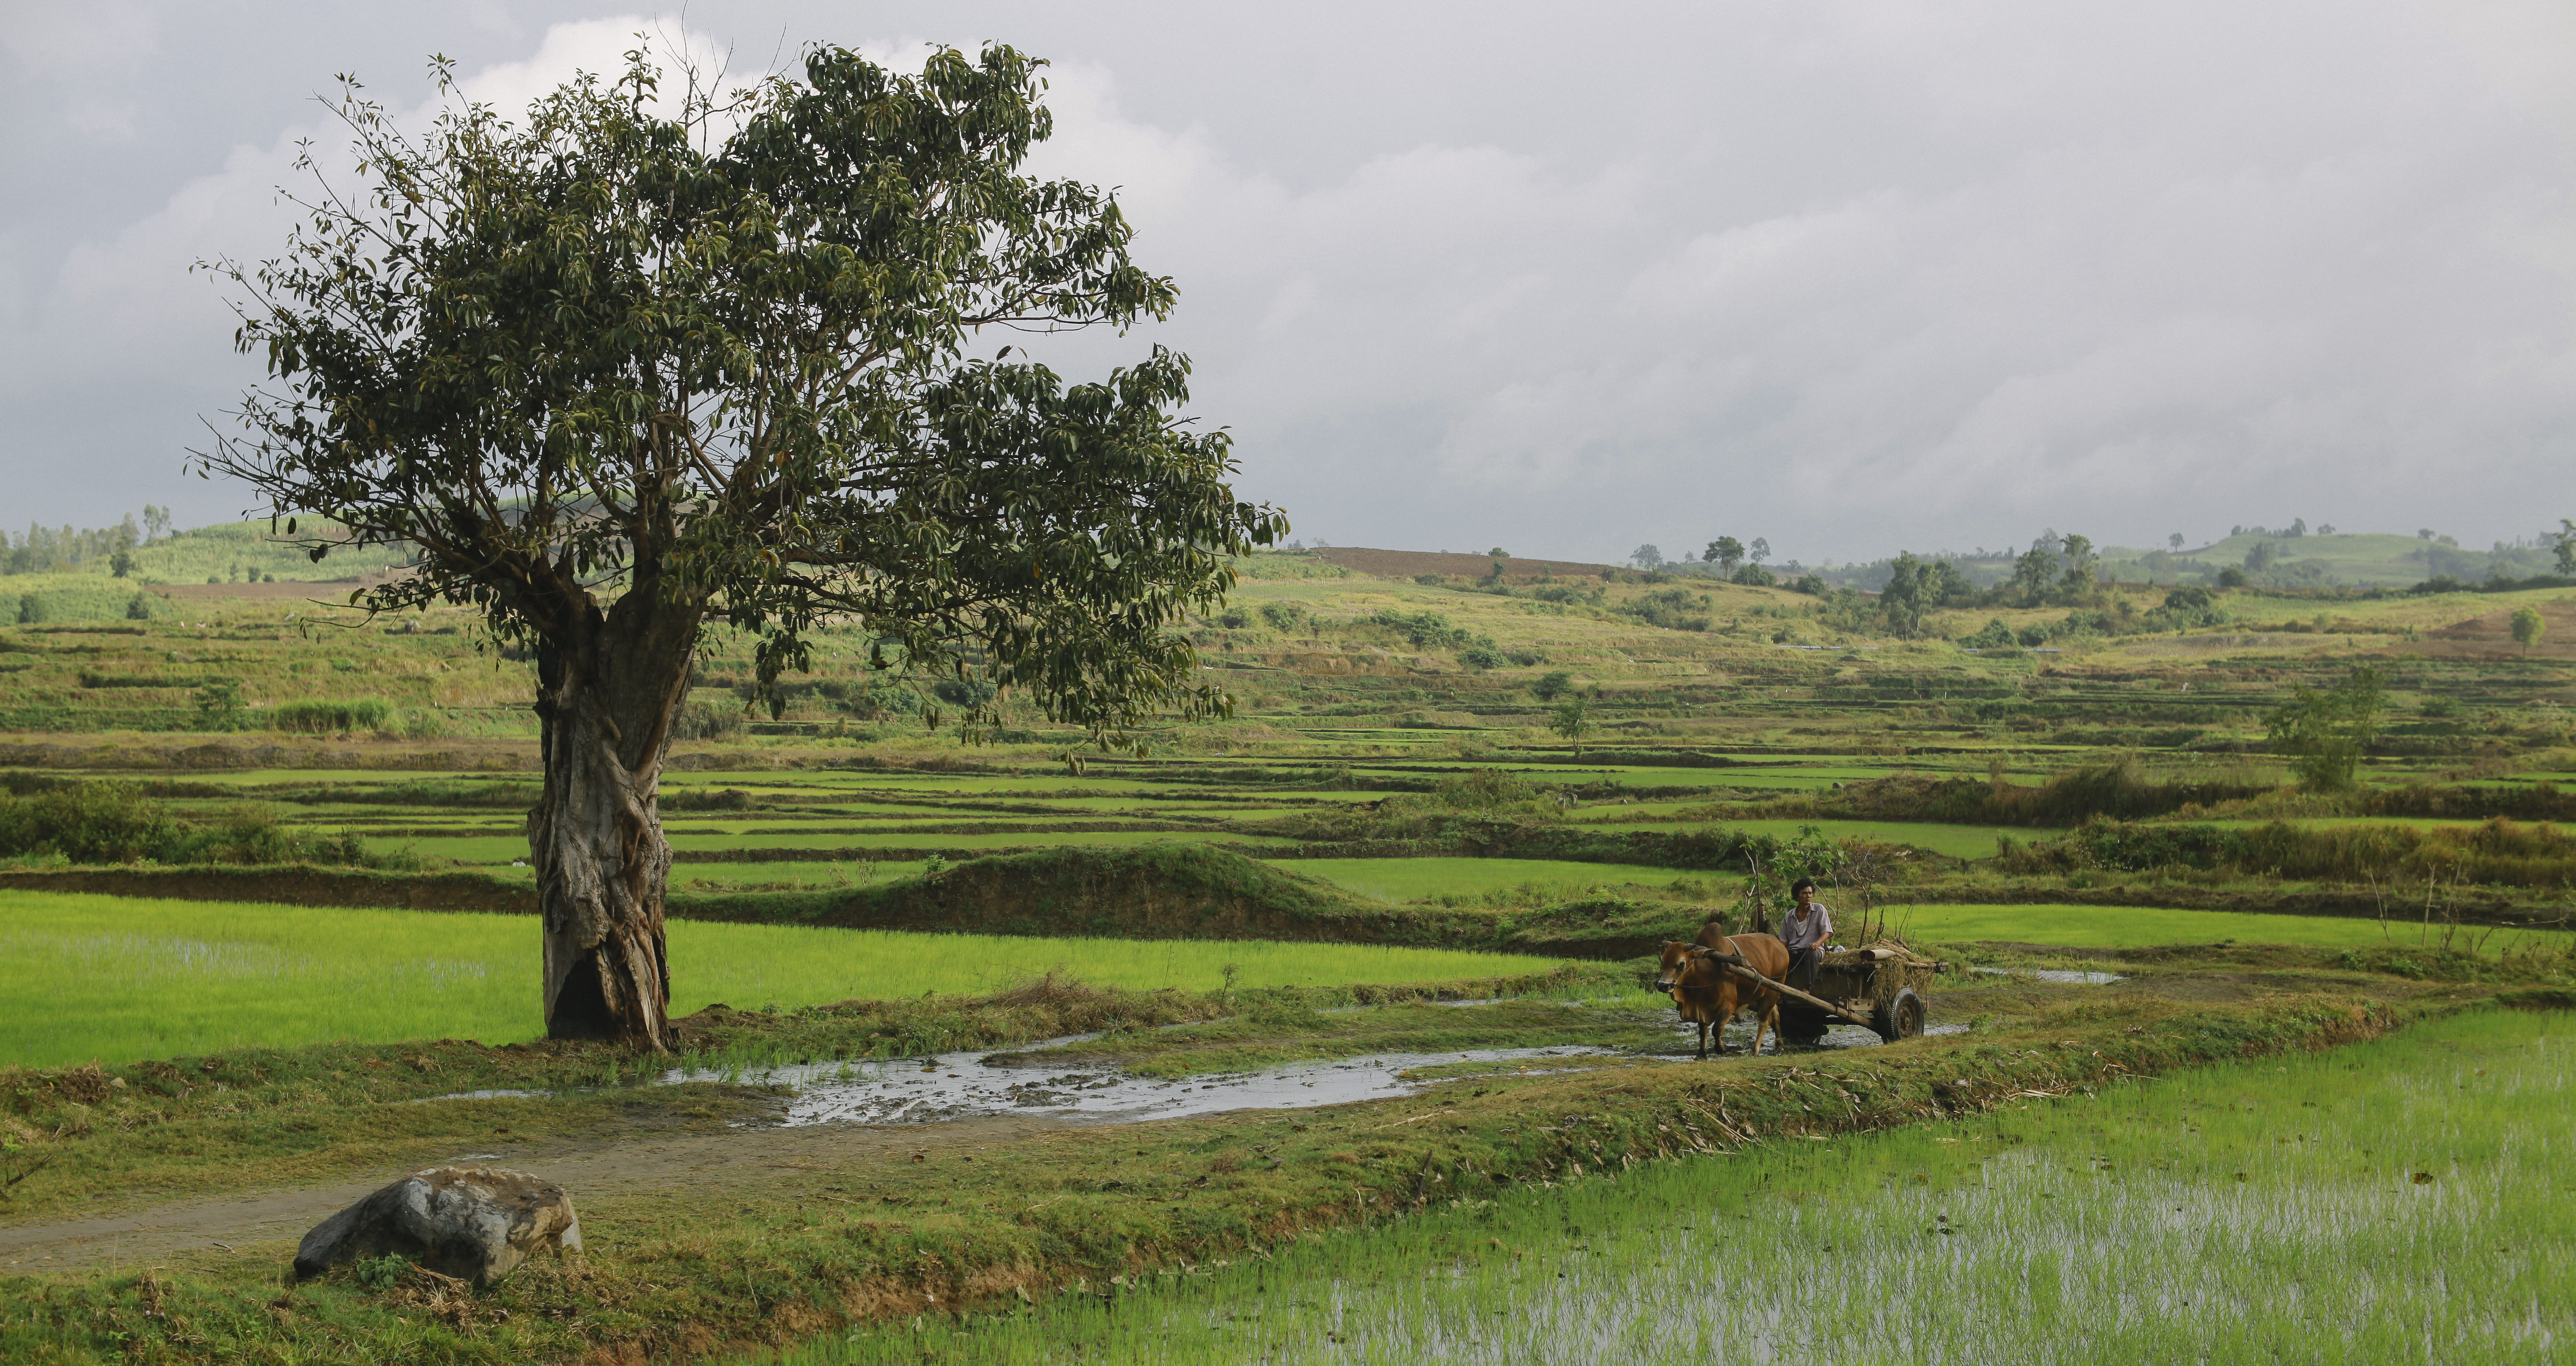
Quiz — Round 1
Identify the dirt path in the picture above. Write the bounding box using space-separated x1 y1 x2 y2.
0 1115 1072 1272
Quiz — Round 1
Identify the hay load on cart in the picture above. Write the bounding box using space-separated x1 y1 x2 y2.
1774 940 1942 1045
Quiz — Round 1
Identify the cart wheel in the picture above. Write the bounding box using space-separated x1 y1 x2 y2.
1871 988 1926 1043
1777 1004 1831 1047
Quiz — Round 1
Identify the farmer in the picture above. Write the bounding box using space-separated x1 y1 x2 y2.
1781 878 1833 991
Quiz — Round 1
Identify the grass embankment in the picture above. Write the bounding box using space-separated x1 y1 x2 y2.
0 890 1566 1067
2 972 2498 1364
0 966 1635 1228
813 1006 2576 1363
1267 856 1700 902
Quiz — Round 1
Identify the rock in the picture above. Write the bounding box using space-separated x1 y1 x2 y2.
294 1166 580 1288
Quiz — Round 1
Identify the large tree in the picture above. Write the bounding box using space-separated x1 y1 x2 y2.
201 44 1284 1049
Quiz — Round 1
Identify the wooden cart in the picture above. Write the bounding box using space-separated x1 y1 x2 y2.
1707 940 1942 1046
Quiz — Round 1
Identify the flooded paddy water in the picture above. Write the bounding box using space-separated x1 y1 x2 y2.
648 1013 1975 1129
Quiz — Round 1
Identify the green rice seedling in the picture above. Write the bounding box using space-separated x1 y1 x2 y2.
0 891 1564 1066
768 1008 2575 1364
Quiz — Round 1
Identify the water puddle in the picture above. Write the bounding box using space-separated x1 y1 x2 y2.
411 1012 1960 1122
666 1041 1636 1128
1971 966 2126 985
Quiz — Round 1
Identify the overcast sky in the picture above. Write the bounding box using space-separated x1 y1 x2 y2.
3 1 2570 565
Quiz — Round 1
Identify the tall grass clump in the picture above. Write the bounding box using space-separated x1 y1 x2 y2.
1758 760 2277 827
269 698 394 733
2001 814 2576 888
776 1008 2575 1365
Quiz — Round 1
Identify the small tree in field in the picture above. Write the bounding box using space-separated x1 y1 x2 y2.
1705 536 1743 580
2267 665 2387 792
1549 696 1594 757
2511 607 2545 655
200 44 1283 1048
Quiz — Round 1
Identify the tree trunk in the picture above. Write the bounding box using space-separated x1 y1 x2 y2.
529 594 695 1050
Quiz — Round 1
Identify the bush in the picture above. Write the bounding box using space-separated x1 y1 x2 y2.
0 782 178 863
1364 610 1474 649
0 783 382 867
1962 618 2016 649
1258 602 1306 631
270 699 394 733
1532 670 1576 702
836 676 924 720
671 700 746 741
1216 607 1253 629
1458 645 1506 670
1619 588 1712 631
932 676 999 708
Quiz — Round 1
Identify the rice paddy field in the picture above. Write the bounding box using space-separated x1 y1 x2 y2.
1886 902 2569 952
774 1008 2576 1365
6 544 2576 1364
0 891 1557 1067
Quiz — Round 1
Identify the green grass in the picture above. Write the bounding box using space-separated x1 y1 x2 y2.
1567 817 2010 858
1895 901 2568 952
766 1007 2576 1364
1267 857 1701 902
391 829 1292 865
671 860 932 888
0 891 1564 1067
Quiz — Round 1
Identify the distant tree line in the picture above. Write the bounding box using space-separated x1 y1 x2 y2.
0 506 175 576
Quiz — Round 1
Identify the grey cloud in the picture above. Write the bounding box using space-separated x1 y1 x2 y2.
2 0 2568 564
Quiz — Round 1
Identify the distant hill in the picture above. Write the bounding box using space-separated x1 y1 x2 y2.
2098 531 2556 588
1307 547 1629 581
0 517 411 589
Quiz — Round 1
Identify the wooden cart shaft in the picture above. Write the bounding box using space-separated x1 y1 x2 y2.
1703 951 1876 1025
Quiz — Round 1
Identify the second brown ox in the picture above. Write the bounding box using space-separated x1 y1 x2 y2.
1654 926 1790 1059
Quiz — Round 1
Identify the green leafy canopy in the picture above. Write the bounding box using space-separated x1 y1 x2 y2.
198 39 1285 746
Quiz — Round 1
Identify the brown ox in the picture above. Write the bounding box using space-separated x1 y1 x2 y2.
1653 929 1791 1059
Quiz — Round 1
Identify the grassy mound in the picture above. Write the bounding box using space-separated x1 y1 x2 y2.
677 842 1519 948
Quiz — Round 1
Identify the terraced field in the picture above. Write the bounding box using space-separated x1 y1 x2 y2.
5 541 2574 1366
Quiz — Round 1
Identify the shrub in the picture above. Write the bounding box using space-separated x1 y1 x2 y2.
1258 602 1306 631
1364 610 1473 649
1532 670 1576 702
0 782 178 863
1963 618 2016 649
193 680 246 731
931 676 998 708
1620 588 1712 631
671 700 746 741
1458 645 1506 670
